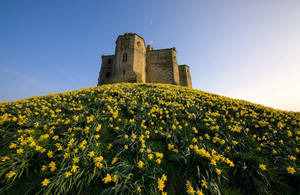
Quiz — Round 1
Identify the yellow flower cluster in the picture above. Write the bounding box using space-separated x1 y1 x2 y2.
157 174 167 192
94 156 104 168
102 173 118 184
186 180 204 195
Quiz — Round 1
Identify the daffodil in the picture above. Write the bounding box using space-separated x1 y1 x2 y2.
259 164 266 171
102 173 112 184
112 175 118 183
137 161 144 168
287 166 296 174
215 168 222 175
65 171 72 178
41 178 50 186
73 157 79 163
89 151 95 158
71 165 78 173
137 186 141 193
47 151 53 158
1 156 10 162
6 171 16 178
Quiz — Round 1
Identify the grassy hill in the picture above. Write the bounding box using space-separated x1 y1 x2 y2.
0 83 299 195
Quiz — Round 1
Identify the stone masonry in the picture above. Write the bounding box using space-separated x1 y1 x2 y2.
98 33 192 88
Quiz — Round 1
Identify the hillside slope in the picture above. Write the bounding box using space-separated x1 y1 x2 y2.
0 83 299 194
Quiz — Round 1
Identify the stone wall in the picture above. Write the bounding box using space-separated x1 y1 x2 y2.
132 35 146 83
98 55 115 85
146 48 179 85
113 35 135 83
178 65 192 88
171 49 180 85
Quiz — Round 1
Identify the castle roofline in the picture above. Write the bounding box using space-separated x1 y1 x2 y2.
101 54 115 57
179 64 190 67
147 47 177 52
116 32 146 45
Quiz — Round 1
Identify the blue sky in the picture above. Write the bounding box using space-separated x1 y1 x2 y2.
0 0 299 111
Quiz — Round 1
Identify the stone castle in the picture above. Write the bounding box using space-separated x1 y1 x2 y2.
97 33 192 88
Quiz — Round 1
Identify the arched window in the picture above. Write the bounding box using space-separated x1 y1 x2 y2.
107 59 111 64
123 53 127 62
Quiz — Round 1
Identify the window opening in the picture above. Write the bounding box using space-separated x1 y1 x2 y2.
123 53 127 62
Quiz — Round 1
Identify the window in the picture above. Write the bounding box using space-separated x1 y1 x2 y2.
107 59 111 64
123 70 126 76
106 72 111 77
123 53 127 62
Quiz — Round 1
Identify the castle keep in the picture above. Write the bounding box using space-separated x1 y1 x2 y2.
98 33 192 88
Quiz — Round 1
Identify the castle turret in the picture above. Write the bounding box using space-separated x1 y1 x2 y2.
178 65 192 88
98 55 115 85
147 40 153 51
113 32 146 83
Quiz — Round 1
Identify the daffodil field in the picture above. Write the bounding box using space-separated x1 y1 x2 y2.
0 83 299 194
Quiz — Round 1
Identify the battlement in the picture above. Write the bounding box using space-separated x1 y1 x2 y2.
98 33 192 87
116 32 146 43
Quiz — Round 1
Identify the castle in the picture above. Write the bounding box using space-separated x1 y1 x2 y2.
98 33 192 88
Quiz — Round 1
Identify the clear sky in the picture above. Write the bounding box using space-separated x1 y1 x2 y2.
0 0 299 111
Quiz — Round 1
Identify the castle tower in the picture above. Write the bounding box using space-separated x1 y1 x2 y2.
98 33 192 88
114 33 146 83
146 47 180 85
98 55 115 85
178 65 192 88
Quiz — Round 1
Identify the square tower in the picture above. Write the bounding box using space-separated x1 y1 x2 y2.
178 65 192 88
113 33 146 83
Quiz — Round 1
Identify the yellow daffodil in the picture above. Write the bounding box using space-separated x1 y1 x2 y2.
137 161 144 168
287 166 296 174
102 173 112 184
65 171 72 178
259 164 266 171
215 168 222 175
6 171 16 178
41 178 50 186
